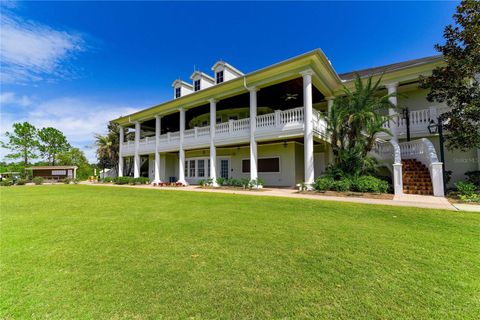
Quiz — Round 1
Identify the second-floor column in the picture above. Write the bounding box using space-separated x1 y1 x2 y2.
134 121 140 178
154 115 161 183
385 82 399 141
177 107 187 184
301 69 314 186
326 96 335 116
249 87 258 181
209 99 218 186
118 125 124 177
325 97 335 165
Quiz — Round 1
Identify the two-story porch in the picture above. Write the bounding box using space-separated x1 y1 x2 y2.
118 73 333 187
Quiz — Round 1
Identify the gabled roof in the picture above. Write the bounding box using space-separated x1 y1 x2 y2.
339 55 443 81
190 71 215 83
211 60 244 76
171 79 193 88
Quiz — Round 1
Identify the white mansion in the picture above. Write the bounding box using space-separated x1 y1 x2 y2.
112 49 479 196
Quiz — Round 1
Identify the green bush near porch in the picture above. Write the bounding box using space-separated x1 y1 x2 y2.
1 185 479 319
314 175 389 193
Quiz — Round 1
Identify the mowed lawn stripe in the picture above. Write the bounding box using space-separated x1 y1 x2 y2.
1 185 479 319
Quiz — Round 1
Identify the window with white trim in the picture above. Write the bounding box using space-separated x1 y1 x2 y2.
189 160 196 177
194 80 201 91
52 170 67 175
175 87 181 98
184 157 211 179
242 157 280 173
198 159 205 177
216 71 224 84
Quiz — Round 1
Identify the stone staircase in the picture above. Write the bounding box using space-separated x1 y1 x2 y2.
402 159 433 195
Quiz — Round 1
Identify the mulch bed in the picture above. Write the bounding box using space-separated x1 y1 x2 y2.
298 190 394 200
196 186 269 192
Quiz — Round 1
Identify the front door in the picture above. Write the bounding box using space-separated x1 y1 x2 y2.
220 159 230 179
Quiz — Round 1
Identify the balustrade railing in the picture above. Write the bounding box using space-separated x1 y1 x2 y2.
382 106 448 133
280 107 304 125
122 106 329 150
197 126 210 137
232 118 250 132
256 113 275 128
215 122 229 134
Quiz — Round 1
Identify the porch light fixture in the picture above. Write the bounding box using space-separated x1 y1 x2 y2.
427 119 438 134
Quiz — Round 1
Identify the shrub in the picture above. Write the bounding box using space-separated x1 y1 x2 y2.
226 178 241 187
133 177 150 185
114 176 132 185
63 178 72 184
465 170 480 188
0 179 12 187
198 178 213 187
73 178 80 184
314 177 334 191
331 178 352 192
240 178 250 189
32 177 44 185
216 177 226 186
353 176 390 193
455 181 479 202
103 177 113 183
16 179 27 186
456 181 477 197
249 178 264 189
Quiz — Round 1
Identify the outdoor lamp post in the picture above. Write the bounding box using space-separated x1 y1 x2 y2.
402 107 411 142
428 116 447 195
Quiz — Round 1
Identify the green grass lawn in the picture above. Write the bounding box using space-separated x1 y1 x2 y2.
1 185 479 319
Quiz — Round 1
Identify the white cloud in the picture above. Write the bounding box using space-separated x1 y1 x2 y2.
0 91 32 106
0 11 85 84
0 95 139 162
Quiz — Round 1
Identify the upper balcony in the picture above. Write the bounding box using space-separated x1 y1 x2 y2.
121 106 327 156
379 105 450 139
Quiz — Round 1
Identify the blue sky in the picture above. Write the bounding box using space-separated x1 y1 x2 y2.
0 1 458 162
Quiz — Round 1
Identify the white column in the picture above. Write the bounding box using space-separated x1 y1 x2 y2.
209 99 218 186
301 70 315 186
153 115 161 183
118 125 124 177
249 87 258 181
326 97 335 164
177 107 187 184
392 163 403 196
326 96 334 116
133 121 140 178
430 162 445 197
385 82 399 141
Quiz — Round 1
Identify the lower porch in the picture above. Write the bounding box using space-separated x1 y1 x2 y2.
121 141 332 187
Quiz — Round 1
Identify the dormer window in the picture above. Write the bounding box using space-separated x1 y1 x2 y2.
194 80 201 91
175 87 181 98
216 71 224 84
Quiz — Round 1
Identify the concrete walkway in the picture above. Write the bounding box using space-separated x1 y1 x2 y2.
82 182 460 211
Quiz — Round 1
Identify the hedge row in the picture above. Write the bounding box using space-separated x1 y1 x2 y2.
314 176 390 193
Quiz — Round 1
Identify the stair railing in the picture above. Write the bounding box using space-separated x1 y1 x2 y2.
398 138 444 196
372 139 403 195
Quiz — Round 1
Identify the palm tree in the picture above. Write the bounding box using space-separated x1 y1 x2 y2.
94 123 119 176
326 74 396 176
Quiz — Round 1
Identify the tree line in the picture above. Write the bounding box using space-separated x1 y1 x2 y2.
1 122 94 179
